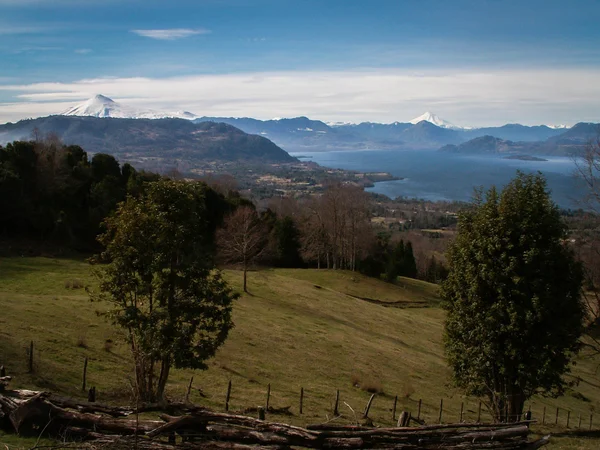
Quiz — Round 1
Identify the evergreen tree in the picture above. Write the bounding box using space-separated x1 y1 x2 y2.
92 180 238 402
403 241 418 278
442 172 584 422
273 216 303 268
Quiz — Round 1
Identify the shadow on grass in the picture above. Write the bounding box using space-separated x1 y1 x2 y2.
548 429 600 438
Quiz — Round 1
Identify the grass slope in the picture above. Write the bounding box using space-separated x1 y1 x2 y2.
0 257 599 449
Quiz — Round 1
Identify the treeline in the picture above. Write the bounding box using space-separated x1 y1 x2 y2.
0 139 446 284
0 139 160 249
218 183 446 284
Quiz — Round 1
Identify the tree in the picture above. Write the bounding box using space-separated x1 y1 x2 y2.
91 180 238 402
217 205 267 293
272 216 303 267
573 135 600 355
441 172 584 423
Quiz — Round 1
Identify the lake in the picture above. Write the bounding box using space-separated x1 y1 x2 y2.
289 149 588 209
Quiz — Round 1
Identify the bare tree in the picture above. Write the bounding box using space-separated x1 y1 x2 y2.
574 135 600 211
299 183 371 270
217 206 267 292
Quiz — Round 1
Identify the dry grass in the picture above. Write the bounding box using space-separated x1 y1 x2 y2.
0 258 598 449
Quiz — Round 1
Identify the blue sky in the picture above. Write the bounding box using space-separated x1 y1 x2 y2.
1 0 600 126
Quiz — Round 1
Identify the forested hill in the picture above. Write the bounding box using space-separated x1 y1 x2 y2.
439 123 600 156
0 116 296 164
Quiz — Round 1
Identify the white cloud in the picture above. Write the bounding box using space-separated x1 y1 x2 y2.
1 68 600 126
74 48 92 54
130 28 211 40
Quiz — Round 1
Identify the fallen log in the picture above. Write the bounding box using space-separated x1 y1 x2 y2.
48 394 133 417
0 385 549 449
0 391 162 436
243 405 293 416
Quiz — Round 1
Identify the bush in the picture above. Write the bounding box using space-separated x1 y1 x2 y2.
350 373 384 394
65 279 84 289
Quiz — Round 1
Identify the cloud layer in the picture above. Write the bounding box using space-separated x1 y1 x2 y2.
2 68 600 126
130 28 211 40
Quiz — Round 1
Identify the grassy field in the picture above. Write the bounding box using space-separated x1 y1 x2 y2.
0 256 599 449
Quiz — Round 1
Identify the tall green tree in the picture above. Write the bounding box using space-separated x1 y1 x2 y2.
91 180 238 402
441 172 584 422
272 216 303 268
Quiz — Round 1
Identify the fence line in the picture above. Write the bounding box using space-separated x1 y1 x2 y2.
2 344 597 430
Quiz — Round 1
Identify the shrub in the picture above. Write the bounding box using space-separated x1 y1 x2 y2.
65 279 85 289
76 333 88 349
350 373 384 394
103 339 114 352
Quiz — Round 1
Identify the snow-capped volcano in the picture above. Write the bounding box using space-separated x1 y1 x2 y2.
61 95 198 120
409 112 463 130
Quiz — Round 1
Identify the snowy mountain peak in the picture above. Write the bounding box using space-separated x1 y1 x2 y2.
61 95 198 120
409 112 462 130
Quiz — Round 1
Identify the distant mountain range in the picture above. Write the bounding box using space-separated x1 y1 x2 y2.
62 94 199 120
192 116 589 154
0 116 295 166
441 123 600 156
1 95 599 158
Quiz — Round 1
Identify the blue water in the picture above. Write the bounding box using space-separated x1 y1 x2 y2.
290 149 587 209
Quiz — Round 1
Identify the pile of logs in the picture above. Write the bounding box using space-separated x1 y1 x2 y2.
0 377 549 449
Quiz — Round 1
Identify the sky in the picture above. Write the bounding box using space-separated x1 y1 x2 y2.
1 0 600 127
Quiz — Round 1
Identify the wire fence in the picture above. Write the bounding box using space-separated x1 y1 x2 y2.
3 341 597 430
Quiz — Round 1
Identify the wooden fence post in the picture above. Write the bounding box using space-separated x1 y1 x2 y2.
590 413 593 430
185 376 194 403
477 401 482 423
542 406 546 425
392 395 398 421
0 366 5 377
398 411 411 427
438 399 443 424
363 394 375 418
225 380 232 411
266 383 271 411
81 357 88 391
258 407 265 420
460 402 464 423
334 389 340 416
578 413 582 429
88 386 96 403
28 341 34 373
567 411 571 428
555 407 559 425
417 399 422 420
299 387 304 415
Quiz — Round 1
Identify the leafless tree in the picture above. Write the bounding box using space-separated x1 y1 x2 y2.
574 136 600 212
299 183 371 270
217 206 267 292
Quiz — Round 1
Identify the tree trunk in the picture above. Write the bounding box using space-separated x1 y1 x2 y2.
490 389 525 423
156 357 171 403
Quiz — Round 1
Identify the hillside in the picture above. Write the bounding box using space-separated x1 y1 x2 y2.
439 124 600 157
1 257 600 450
0 116 295 165
440 135 527 154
